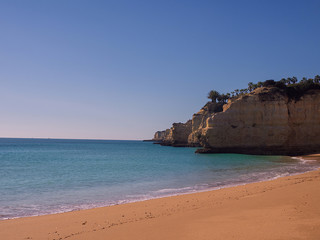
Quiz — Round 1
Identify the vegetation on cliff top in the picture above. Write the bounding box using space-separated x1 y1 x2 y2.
207 75 320 112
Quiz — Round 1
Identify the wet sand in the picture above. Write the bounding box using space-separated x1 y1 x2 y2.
1 155 320 240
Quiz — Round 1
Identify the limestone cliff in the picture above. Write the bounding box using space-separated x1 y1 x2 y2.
153 129 170 141
199 87 320 155
153 120 192 147
154 86 320 155
188 102 224 147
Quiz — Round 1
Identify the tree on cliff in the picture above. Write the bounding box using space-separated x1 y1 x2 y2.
217 93 229 103
257 81 264 88
280 78 288 85
206 75 320 106
281 77 298 85
208 90 221 102
291 76 298 84
248 82 254 92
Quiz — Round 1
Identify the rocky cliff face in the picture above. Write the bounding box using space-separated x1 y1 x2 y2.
154 87 320 155
187 102 222 147
153 129 170 141
158 120 192 147
200 87 320 155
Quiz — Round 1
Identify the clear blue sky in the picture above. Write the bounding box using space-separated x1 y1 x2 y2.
0 0 319 140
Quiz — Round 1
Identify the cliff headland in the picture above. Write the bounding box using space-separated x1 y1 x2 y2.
153 76 320 155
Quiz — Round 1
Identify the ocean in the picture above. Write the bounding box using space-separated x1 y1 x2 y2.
0 138 319 220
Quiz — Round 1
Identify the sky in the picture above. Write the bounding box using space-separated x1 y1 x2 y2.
0 0 319 140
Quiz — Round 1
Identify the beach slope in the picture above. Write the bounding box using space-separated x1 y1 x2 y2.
1 165 320 239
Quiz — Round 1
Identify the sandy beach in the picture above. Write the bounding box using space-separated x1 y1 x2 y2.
1 155 320 240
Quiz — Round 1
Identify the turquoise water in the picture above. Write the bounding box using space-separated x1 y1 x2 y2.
0 138 318 220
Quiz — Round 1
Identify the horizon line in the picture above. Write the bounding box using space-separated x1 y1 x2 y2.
0 137 146 141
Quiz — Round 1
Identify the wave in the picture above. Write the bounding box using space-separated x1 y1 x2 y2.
291 156 319 164
1 156 319 221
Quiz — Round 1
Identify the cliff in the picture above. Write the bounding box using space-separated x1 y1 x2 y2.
153 120 192 147
153 129 170 141
154 86 320 155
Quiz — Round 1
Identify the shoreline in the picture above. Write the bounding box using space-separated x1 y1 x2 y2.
1 154 318 222
1 154 320 239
